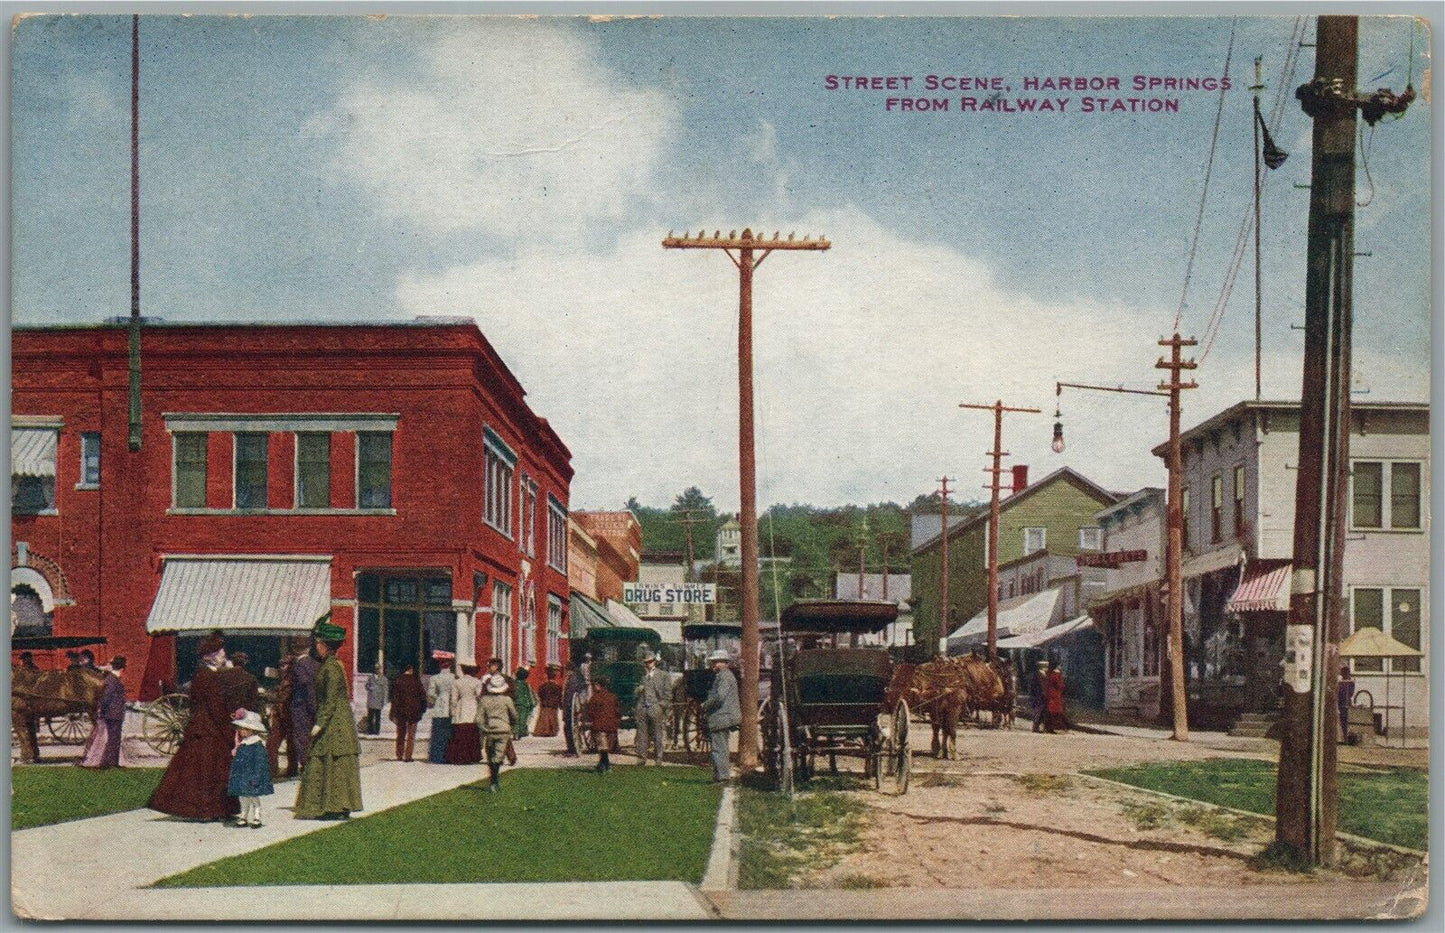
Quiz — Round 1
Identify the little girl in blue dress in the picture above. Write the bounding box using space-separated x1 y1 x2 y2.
228 709 274 827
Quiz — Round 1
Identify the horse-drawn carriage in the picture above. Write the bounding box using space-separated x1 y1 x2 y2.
671 621 742 752
762 599 911 794
569 625 663 753
11 635 110 760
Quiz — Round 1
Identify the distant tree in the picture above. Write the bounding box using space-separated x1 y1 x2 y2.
876 530 908 572
625 495 643 512
672 486 717 518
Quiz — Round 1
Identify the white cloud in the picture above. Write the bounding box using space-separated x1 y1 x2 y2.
308 24 674 237
396 207 1300 511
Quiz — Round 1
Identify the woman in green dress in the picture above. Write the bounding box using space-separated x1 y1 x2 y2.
294 622 363 820
512 666 535 739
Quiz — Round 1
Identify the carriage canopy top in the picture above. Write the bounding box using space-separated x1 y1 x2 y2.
780 599 899 634
682 622 743 639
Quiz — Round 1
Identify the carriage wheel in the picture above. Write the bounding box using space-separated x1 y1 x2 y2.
47 712 94 745
682 701 709 754
570 693 595 754
142 693 191 756
892 699 912 795
775 699 795 796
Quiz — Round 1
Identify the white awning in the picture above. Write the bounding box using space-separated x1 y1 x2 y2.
997 614 1096 650
11 428 58 478
145 556 332 634
946 588 1063 645
606 598 683 644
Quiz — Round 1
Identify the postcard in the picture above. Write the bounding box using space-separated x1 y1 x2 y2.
8 9 1431 922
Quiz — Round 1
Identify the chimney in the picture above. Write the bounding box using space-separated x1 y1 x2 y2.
1011 465 1029 495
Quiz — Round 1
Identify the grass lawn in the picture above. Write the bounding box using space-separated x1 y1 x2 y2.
736 776 872 889
156 766 721 887
12 766 166 830
1087 758 1427 851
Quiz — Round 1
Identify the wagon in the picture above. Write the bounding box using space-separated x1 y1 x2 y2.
762 599 910 794
672 622 743 752
569 626 663 754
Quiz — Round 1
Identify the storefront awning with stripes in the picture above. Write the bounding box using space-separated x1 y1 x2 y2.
145 555 333 634
1226 559 1292 613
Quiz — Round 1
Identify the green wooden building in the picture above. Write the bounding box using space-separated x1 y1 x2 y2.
910 467 1119 656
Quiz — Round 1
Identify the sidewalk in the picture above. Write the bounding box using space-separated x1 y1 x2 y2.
13 732 714 921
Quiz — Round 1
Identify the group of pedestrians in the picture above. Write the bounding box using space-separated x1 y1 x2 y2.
1029 659 1068 734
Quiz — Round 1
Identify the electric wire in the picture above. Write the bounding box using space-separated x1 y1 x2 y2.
1172 17 1238 333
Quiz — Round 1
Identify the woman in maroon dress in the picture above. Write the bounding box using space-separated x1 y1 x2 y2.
1044 661 1067 733
148 632 241 821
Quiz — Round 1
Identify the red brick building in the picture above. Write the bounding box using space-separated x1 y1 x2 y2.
10 321 573 700
571 511 641 603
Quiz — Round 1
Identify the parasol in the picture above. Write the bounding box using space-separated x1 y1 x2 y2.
1339 627 1421 748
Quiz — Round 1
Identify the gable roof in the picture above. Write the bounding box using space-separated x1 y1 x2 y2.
910 466 1119 555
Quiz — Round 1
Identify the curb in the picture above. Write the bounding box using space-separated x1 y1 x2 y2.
700 785 739 892
1073 772 1428 858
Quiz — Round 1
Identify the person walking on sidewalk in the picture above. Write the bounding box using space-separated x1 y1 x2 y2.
586 676 620 773
534 663 562 737
701 651 740 783
1030 660 1049 733
479 673 519 791
288 640 319 772
635 650 670 766
1337 664 1356 743
427 658 456 763
80 656 128 769
445 664 483 765
294 622 363 820
149 632 240 822
227 709 274 828
512 666 535 740
390 664 426 762
1044 661 1066 734
364 664 388 735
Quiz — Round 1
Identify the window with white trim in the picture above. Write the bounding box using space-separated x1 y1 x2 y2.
1078 526 1102 551
483 428 515 537
173 433 208 508
1023 527 1046 556
521 475 538 557
1351 460 1422 531
357 432 393 509
491 580 514 667
1350 587 1423 674
520 581 538 666
296 432 330 509
547 495 568 573
233 433 268 509
547 594 564 665
11 427 59 514
79 432 101 488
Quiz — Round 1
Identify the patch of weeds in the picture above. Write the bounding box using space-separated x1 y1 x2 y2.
1121 799 1173 831
1249 841 1315 875
1015 773 1071 794
1334 839 1426 883
1177 805 1251 842
737 786 872 889
836 872 889 889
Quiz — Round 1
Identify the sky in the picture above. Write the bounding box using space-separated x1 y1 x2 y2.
10 14 1432 511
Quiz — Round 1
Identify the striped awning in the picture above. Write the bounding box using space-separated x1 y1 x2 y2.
145 556 332 634
10 428 58 478
1227 559 1292 613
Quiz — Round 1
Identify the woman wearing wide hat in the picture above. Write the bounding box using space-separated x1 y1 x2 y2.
293 621 363 819
149 632 241 821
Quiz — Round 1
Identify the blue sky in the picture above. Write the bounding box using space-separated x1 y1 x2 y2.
10 15 1432 509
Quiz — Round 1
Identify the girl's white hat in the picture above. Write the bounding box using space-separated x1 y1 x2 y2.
232 709 268 734
483 674 510 694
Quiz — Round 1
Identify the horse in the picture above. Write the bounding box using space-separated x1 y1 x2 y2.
893 660 971 760
11 666 106 763
950 655 1008 728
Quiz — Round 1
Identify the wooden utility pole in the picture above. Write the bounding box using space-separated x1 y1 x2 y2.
936 476 953 659
1276 15 1375 866
959 401 1040 662
664 228 830 771
1156 334 1198 742
1251 56 1265 402
127 14 142 451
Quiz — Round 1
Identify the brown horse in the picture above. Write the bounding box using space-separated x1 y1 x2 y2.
11 666 106 763
895 660 971 760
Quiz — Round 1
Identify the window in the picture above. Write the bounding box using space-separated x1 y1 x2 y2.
79 432 101 488
173 433 208 508
1210 474 1223 543
1078 526 1102 551
1232 464 1246 535
1180 486 1191 551
1352 461 1422 530
483 428 515 536
491 580 514 667
547 594 564 665
296 433 330 509
547 495 568 572
357 432 392 509
1351 587 1424 674
1106 606 1124 677
356 572 455 677
1023 527 1046 556
1142 605 1159 677
11 427 58 514
234 433 268 509
520 582 538 665
521 476 538 557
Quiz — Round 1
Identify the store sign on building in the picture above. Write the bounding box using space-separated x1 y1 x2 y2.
1075 550 1149 568
623 582 717 605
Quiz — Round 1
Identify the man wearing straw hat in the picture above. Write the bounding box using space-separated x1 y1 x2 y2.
700 650 740 783
478 670 518 792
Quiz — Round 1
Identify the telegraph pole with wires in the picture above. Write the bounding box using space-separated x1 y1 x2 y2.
959 401 1040 662
1277 13 1413 867
671 508 709 623
663 228 830 772
127 14 143 451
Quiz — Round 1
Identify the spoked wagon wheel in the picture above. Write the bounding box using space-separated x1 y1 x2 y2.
892 699 912 795
47 711 94 745
571 693 594 754
682 700 710 754
142 693 191 756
